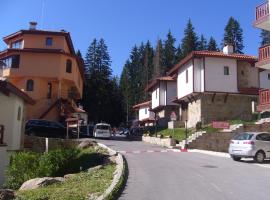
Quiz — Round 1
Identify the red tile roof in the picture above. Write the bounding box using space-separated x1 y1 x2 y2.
133 101 151 110
0 80 35 104
168 51 258 75
146 76 175 92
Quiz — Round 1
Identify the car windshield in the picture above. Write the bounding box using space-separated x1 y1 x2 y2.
233 133 253 140
96 125 110 130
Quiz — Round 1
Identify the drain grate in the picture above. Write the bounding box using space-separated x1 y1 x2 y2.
201 165 218 168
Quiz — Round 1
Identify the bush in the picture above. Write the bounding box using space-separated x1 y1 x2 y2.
196 121 202 131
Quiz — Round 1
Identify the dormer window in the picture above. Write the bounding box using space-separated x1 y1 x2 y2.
11 40 23 49
46 37 53 46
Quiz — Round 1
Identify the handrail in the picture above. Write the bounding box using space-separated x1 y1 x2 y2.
256 1 269 20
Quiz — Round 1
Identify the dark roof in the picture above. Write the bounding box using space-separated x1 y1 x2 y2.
133 101 151 110
0 80 35 104
168 51 258 75
145 76 175 92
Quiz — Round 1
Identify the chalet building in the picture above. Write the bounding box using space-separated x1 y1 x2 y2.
253 1 270 115
167 46 266 128
0 22 84 122
146 76 179 127
133 101 155 126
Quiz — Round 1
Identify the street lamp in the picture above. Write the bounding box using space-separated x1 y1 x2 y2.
185 119 188 149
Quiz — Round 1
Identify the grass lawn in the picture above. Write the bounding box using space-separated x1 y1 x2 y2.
16 163 115 200
228 119 256 125
154 128 193 142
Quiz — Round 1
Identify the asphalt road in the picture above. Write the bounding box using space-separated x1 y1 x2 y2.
94 136 270 200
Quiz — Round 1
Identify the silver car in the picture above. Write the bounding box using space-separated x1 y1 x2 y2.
228 132 270 163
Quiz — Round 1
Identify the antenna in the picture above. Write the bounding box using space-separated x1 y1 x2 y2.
41 0 45 29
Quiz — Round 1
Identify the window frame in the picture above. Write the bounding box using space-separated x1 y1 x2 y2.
46 37 53 46
224 66 230 76
66 59 72 73
26 79 34 91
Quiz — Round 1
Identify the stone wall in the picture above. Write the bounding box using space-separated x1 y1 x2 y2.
142 136 176 148
24 135 80 152
157 105 179 128
201 93 257 125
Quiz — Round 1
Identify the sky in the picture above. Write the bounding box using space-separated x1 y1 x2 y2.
0 0 264 77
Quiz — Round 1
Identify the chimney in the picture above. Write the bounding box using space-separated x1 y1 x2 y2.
29 22 37 30
223 43 234 54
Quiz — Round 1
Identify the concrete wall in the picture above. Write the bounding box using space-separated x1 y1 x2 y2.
205 57 238 93
0 145 8 187
177 60 193 99
260 70 270 89
0 92 25 151
237 61 259 88
194 58 204 92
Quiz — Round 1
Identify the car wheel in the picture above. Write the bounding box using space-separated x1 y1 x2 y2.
232 156 241 161
254 151 265 163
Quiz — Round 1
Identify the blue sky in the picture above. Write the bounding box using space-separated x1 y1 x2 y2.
0 0 263 76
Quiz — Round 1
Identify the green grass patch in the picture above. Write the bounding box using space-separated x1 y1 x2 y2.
16 164 115 200
154 128 193 142
228 119 255 125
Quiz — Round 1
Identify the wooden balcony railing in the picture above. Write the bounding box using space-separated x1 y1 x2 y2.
259 89 270 105
256 2 269 21
0 125 4 144
259 44 270 61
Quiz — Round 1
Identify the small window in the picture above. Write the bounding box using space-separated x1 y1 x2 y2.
17 106 21 121
224 66 230 75
47 82 52 99
46 37 53 46
11 40 23 49
268 74 270 80
186 70 188 83
26 79 34 91
145 108 147 114
66 59 72 73
11 55 20 68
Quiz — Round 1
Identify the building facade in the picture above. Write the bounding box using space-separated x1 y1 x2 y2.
168 47 263 128
0 22 84 122
133 101 155 126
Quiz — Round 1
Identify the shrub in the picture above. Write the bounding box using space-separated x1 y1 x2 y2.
196 121 202 131
5 152 40 189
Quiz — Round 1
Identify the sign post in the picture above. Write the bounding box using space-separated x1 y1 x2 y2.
170 111 177 138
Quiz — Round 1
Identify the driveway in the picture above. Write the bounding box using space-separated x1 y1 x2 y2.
93 136 270 200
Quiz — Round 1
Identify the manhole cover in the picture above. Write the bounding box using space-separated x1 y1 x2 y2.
201 165 218 168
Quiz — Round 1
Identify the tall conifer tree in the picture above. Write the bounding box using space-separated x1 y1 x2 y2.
181 19 198 57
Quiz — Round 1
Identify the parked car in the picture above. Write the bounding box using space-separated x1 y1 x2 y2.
79 125 94 138
93 123 111 138
25 119 75 138
229 132 270 163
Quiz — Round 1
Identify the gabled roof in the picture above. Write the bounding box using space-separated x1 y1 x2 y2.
3 29 75 55
167 51 258 76
0 80 35 104
133 101 151 110
145 76 175 92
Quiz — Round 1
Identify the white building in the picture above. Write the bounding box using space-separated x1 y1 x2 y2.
0 80 35 186
146 76 179 127
133 101 155 126
168 45 266 127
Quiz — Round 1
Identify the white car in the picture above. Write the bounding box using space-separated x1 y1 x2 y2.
93 123 111 138
229 132 270 163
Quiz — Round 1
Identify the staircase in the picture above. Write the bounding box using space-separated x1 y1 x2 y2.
177 131 206 149
221 124 243 132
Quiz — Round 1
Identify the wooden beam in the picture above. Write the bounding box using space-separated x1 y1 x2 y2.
211 93 216 102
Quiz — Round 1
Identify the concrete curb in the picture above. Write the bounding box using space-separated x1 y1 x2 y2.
189 149 230 158
94 143 127 200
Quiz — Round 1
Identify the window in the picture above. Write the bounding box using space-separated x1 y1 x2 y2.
17 106 21 121
145 108 147 114
1 55 20 69
186 70 188 83
268 74 270 80
46 37 53 46
256 133 270 141
47 82 52 99
26 79 34 91
66 59 72 73
11 40 23 49
224 66 229 75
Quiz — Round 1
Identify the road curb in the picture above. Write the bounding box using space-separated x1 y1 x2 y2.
94 143 127 200
189 149 230 158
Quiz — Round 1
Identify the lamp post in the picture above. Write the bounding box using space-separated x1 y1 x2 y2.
185 119 188 149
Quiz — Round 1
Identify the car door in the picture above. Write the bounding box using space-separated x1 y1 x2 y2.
256 133 270 158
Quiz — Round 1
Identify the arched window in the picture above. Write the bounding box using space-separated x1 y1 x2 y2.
66 59 72 73
26 79 34 91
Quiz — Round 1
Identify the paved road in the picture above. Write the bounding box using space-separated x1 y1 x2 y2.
94 136 270 200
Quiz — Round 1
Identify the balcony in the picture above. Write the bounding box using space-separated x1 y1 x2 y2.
254 2 270 31
256 44 270 69
257 89 270 112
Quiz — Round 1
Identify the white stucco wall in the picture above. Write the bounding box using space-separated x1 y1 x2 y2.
260 70 270 89
205 57 238 93
160 82 166 106
139 106 155 121
166 81 177 105
177 60 193 99
151 86 159 109
0 92 25 151
194 58 204 92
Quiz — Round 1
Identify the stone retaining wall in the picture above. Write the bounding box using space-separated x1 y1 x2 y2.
142 136 176 148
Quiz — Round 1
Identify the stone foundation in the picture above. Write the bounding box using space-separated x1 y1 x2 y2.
142 136 176 148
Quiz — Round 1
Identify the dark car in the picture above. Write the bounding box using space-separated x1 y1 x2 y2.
25 119 75 138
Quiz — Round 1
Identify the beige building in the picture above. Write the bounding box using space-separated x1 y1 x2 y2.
0 80 34 186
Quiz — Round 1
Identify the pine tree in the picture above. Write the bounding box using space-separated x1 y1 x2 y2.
175 45 184 63
163 30 176 71
76 50 82 58
207 37 219 51
153 39 164 78
261 30 270 46
181 19 198 57
222 17 244 54
198 34 207 51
